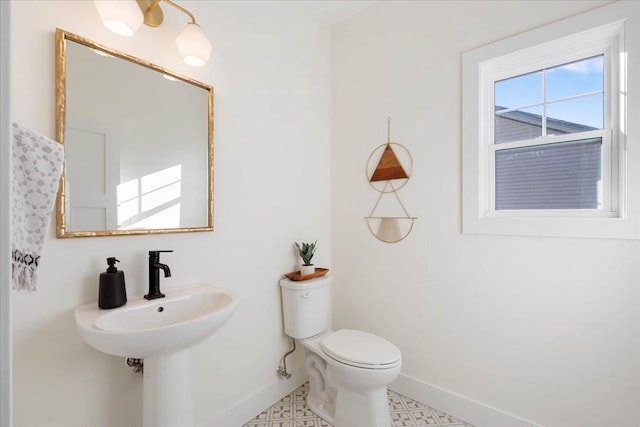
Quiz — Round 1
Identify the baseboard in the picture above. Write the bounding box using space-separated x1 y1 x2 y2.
390 374 540 427
201 369 308 427
200 369 538 427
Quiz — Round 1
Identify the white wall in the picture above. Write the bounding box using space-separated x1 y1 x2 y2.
331 1 640 427
1 1 12 425
11 1 330 426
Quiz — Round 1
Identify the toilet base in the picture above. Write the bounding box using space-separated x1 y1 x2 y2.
305 351 336 424
335 387 390 427
326 364 392 427
307 392 335 426
307 382 391 427
303 336 398 427
307 374 391 427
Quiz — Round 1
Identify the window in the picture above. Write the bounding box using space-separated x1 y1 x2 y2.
495 56 604 144
492 54 610 212
462 1 640 239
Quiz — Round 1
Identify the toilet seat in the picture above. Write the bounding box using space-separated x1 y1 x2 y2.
320 329 401 369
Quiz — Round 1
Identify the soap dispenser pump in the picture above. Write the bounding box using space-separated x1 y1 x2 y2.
99 257 127 309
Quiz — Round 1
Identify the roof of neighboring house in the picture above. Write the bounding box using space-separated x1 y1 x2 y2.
495 106 598 134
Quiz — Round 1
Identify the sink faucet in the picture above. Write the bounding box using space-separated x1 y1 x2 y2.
145 250 173 300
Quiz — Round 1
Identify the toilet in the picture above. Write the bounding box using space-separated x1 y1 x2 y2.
280 276 401 427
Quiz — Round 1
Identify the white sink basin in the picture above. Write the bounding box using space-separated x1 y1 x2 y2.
75 283 239 358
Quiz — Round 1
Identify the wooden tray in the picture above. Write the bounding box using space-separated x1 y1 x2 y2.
285 268 329 281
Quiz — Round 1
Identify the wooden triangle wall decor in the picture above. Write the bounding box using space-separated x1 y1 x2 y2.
370 143 409 182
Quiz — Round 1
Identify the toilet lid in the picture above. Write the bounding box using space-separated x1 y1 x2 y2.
320 329 401 368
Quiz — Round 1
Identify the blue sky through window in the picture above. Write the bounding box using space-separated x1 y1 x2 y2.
547 56 603 100
495 71 542 109
495 55 604 130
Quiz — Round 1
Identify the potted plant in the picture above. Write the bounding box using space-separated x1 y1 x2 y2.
295 241 317 276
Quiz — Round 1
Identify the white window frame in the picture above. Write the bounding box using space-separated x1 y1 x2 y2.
462 1 640 239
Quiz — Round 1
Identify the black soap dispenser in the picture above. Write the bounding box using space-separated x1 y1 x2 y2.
99 257 127 309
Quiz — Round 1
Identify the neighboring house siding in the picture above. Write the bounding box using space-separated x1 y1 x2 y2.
495 138 602 209
494 108 601 210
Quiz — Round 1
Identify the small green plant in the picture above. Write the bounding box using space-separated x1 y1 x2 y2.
295 241 317 266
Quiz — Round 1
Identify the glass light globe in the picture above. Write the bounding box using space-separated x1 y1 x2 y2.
94 0 143 37
176 23 212 67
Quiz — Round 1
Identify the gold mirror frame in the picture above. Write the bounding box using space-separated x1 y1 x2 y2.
55 29 214 238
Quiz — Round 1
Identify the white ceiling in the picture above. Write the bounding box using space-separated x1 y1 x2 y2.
293 0 378 26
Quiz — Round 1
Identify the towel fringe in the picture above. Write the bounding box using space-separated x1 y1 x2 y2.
12 260 38 292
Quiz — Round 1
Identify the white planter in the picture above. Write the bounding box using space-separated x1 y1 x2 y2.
300 265 315 276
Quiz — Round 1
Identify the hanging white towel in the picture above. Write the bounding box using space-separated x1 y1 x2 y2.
11 123 64 291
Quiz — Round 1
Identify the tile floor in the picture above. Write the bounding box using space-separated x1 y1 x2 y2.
243 382 475 427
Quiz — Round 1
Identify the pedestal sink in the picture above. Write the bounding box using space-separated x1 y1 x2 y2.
75 284 239 427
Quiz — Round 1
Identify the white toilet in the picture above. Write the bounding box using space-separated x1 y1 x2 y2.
280 276 401 427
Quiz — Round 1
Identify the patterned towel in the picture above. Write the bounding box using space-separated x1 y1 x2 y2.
11 123 64 291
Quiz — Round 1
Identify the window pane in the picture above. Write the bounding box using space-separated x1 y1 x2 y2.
495 71 542 110
546 55 603 101
546 93 603 134
495 106 543 144
495 138 602 210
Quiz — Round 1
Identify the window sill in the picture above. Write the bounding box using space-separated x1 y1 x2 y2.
462 212 640 240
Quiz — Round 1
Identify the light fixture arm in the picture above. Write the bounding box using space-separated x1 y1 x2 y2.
145 0 162 16
155 0 196 24
136 0 197 27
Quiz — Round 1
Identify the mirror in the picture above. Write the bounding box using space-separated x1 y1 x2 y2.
55 29 213 238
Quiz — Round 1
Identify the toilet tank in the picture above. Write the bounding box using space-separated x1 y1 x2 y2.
280 276 331 339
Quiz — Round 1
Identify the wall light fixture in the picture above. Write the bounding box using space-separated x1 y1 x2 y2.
94 0 212 66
